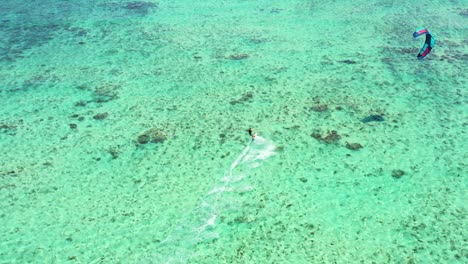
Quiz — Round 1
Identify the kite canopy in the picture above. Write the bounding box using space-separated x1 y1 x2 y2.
413 27 435 60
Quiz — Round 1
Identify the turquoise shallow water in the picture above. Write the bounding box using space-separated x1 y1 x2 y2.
0 0 467 263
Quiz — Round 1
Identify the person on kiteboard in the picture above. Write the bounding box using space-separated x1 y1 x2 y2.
247 128 256 140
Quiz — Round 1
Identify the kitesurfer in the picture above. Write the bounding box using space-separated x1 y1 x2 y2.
247 128 256 140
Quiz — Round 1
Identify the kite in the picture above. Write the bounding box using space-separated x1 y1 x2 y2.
413 27 435 60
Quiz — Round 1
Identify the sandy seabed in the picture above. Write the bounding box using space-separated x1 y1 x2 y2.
0 0 466 263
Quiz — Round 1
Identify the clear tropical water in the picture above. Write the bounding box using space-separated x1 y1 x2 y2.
0 1 466 263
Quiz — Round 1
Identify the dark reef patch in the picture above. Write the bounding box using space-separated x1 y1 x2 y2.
0 123 17 136
137 128 167 145
346 142 363 150
107 146 121 159
227 53 250 60
361 115 384 123
339 60 357 64
458 9 468 17
392 169 405 178
0 22 66 62
93 112 109 120
122 1 158 15
92 84 120 103
310 104 328 112
76 83 120 104
311 130 341 144
65 26 88 37
230 92 253 105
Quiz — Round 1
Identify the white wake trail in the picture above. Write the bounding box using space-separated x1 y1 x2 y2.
152 135 276 263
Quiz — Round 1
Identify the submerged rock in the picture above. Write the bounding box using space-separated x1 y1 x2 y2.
107 146 121 159
137 134 150 144
311 104 328 112
346 142 363 150
323 130 341 143
137 128 167 145
230 92 253 105
339 60 357 64
311 130 341 144
392 169 405 178
123 1 158 15
227 53 249 60
361 115 384 123
0 123 17 136
93 112 109 120
1 23 63 63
